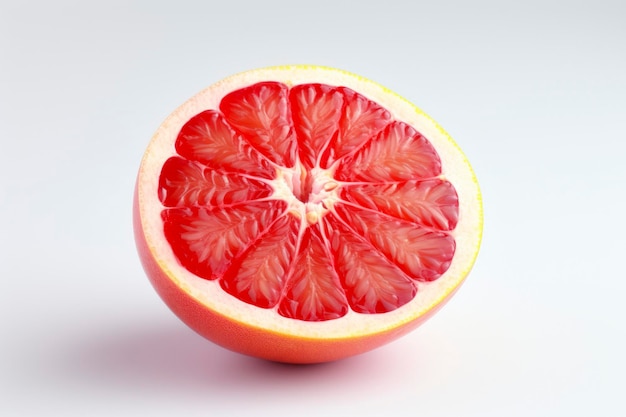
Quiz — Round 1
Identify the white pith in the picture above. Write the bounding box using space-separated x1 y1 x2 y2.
137 65 483 339
269 162 340 225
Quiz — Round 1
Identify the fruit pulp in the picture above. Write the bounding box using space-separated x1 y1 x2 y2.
157 81 459 322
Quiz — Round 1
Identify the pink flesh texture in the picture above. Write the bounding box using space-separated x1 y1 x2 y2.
158 82 459 322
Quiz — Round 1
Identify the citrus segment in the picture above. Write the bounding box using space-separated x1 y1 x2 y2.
330 205 455 281
277 225 349 321
158 157 272 208
324 87 391 168
327 217 417 314
175 110 274 178
339 178 459 230
220 214 299 309
289 83 344 169
135 65 482 363
161 201 286 280
220 82 297 168
334 121 441 182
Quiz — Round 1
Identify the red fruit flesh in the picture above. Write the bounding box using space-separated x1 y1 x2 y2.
157 82 459 322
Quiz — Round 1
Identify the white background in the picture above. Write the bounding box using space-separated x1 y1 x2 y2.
2 0 625 415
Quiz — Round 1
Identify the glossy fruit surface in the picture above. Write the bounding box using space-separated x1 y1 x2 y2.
134 65 482 363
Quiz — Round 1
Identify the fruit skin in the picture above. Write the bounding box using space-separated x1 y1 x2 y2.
134 183 464 363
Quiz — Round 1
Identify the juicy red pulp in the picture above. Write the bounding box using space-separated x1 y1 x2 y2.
158 82 459 322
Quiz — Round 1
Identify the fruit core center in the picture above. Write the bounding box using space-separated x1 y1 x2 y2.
271 162 339 225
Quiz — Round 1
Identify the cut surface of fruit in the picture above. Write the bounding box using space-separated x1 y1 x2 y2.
134 65 482 363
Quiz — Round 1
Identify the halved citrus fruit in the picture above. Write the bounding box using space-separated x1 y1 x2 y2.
134 65 482 363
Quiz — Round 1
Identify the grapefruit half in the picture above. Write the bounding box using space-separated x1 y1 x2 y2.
133 65 483 363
